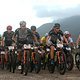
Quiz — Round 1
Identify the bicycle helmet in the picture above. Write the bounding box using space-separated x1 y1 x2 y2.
64 31 70 35
7 25 12 30
45 33 48 37
19 21 26 26
31 26 36 31
53 23 60 28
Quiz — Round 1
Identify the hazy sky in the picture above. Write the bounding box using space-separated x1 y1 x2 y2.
0 0 80 34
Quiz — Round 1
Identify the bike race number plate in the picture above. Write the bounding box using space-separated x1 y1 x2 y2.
8 46 14 50
1 51 5 54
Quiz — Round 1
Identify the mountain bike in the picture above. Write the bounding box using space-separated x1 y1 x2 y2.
63 45 74 71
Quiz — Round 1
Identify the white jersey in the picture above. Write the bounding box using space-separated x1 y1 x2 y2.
68 37 73 43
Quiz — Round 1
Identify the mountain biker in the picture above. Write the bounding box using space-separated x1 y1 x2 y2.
41 33 48 48
64 31 75 48
31 25 40 43
13 21 38 68
40 33 49 58
2 25 14 46
13 21 38 46
2 25 14 63
46 23 68 64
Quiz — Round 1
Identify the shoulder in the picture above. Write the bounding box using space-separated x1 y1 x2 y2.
41 36 45 40
26 28 33 36
49 30 54 35
58 30 63 36
27 28 33 34
11 31 14 35
35 32 40 36
15 28 20 32
11 31 14 33
4 31 7 34
36 32 39 34
26 28 31 32
3 31 7 36
15 28 20 33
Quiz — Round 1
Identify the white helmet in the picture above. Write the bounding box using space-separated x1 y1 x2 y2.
45 33 48 37
64 31 70 35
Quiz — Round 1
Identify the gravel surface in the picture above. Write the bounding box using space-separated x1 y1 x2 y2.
0 65 80 80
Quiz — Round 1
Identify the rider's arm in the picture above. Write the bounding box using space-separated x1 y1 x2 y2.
76 34 80 46
46 35 52 46
68 37 75 49
69 37 74 45
60 30 69 44
63 35 69 45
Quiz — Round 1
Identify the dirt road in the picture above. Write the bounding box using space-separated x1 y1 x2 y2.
0 65 80 80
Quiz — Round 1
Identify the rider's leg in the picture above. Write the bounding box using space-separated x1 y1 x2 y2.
5 49 8 62
50 45 55 64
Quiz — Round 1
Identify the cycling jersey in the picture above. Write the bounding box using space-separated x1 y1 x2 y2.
34 32 40 42
41 36 46 46
67 37 73 43
14 28 34 44
49 30 63 44
3 31 14 46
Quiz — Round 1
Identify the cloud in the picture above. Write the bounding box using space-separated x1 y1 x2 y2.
33 5 80 19
0 0 80 34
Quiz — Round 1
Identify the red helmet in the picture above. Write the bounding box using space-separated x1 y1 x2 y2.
7 25 12 30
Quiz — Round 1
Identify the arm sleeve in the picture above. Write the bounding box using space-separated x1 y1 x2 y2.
49 30 53 36
27 29 34 37
69 37 73 43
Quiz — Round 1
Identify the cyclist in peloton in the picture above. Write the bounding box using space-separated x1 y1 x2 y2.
31 25 40 43
46 23 68 64
41 33 49 50
13 21 38 68
64 31 75 49
2 25 14 65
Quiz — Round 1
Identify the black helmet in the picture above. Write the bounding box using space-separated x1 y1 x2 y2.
53 23 60 28
31 26 36 31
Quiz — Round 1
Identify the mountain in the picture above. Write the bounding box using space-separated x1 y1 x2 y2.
37 15 80 41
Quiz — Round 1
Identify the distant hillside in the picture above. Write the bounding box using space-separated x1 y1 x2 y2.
37 15 80 41
37 23 53 36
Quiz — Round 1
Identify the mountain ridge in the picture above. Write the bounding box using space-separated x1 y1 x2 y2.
37 15 80 41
